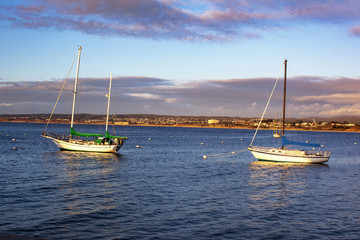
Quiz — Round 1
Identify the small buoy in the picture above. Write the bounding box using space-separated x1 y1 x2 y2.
306 140 309 143
170 136 173 138
221 141 224 143
312 147 315 150
136 145 140 148
232 152 235 154
201 143 204 145
321 145 324 147
202 155 207 159
240 139 243 141
148 138 151 141
12 147 17 150
354 142 357 145
6 134 9 137
12 138 15 141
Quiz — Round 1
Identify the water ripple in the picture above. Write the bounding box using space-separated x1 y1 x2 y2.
0 123 359 239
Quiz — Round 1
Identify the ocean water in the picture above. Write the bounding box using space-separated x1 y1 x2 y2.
0 122 359 239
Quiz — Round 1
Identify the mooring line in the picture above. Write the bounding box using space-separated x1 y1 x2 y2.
202 148 248 159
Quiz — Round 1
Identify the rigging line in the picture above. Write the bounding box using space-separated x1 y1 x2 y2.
43 53 78 132
249 63 284 146
203 148 248 159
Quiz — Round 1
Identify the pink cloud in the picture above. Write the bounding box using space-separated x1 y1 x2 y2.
288 0 360 21
350 25 360 37
1 0 360 40
0 0 271 40
2 75 360 117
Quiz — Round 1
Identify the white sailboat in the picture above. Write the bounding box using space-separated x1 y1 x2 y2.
42 46 127 153
273 131 281 138
248 59 331 163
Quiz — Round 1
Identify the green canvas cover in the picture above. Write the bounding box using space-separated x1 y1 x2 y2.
105 131 127 139
70 127 103 137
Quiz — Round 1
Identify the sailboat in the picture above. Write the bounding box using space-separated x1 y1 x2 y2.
42 46 127 153
248 59 331 163
273 109 281 138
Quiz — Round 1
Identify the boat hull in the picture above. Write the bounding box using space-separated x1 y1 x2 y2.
273 133 282 138
43 135 122 153
248 146 330 163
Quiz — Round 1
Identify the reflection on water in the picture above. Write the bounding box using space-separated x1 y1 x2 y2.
55 151 123 162
245 161 333 236
2 123 360 239
248 160 330 177
50 151 122 237
247 161 330 209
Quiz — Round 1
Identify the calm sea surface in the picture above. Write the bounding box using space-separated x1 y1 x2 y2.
0 122 359 239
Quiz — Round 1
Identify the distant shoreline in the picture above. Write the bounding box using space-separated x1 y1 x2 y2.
2 119 360 133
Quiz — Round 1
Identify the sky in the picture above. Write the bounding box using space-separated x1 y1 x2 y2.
1 0 360 119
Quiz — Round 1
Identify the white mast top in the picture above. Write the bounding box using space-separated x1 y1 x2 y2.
105 73 113 132
70 46 82 130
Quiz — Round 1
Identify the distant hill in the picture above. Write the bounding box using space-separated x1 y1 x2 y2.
1 113 360 123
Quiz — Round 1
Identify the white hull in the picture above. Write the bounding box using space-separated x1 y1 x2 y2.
273 133 281 138
248 60 330 164
44 135 122 153
249 146 330 163
43 47 127 154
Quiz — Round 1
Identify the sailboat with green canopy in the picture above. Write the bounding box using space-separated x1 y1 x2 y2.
70 128 103 138
42 46 127 153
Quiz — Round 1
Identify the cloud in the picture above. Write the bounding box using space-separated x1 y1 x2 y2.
165 98 177 103
276 101 360 118
286 0 360 21
316 103 360 117
1 0 360 41
0 103 14 107
212 106 224 111
349 25 360 37
2 75 360 117
128 93 162 100
294 93 360 104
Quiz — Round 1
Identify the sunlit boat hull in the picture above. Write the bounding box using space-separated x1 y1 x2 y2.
42 47 127 154
44 135 122 153
248 146 330 164
273 133 281 138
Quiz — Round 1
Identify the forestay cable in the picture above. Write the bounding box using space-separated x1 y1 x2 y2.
249 63 284 146
44 54 78 132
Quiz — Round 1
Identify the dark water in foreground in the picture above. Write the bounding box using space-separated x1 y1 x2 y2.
0 122 359 239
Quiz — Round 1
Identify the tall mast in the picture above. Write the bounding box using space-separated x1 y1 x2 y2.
281 59 287 148
105 73 113 132
70 46 82 130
